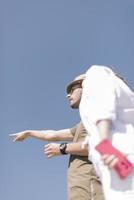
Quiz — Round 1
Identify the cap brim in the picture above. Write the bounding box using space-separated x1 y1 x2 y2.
66 80 83 94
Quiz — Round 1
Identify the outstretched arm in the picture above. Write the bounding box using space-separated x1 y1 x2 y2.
9 129 73 142
44 142 88 158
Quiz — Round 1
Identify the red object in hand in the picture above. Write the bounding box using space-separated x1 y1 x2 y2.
95 139 133 179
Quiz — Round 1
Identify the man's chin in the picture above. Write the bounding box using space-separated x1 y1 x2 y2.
70 104 78 109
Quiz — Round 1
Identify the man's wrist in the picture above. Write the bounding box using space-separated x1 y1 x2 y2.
59 143 68 155
27 130 32 137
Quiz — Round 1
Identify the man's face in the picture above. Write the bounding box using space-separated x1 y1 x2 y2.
67 84 82 109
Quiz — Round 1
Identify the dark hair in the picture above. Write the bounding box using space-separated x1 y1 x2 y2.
115 73 128 85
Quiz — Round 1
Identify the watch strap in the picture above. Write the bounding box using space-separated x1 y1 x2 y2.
59 143 68 155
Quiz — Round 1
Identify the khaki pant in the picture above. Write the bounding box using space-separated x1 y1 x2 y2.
68 166 104 200
68 178 104 200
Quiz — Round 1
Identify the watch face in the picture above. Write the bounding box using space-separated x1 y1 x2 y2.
60 143 65 150
60 143 67 154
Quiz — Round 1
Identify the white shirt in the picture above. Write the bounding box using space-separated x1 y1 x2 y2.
80 65 134 170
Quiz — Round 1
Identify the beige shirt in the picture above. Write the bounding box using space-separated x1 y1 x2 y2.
68 122 96 186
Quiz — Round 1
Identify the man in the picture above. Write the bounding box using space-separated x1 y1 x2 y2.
10 75 104 200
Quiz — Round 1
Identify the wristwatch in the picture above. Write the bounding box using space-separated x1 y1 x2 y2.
59 143 68 155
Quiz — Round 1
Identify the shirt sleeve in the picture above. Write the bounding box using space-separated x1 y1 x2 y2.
83 66 117 124
70 124 77 137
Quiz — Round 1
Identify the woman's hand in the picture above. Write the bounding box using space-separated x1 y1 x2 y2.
101 154 119 169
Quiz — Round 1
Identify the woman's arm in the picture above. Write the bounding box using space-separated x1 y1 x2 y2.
97 119 118 168
96 119 112 140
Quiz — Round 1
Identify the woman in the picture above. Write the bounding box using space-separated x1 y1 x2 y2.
80 65 134 200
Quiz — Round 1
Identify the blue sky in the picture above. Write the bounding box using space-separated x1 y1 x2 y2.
1 1 134 200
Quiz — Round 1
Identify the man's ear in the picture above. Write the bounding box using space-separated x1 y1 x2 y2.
81 80 85 88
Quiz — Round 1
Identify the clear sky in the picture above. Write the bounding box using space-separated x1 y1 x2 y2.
1 1 134 200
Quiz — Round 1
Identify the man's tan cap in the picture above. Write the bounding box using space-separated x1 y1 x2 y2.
66 74 85 94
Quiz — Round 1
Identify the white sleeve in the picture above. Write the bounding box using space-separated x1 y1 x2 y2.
83 66 117 124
